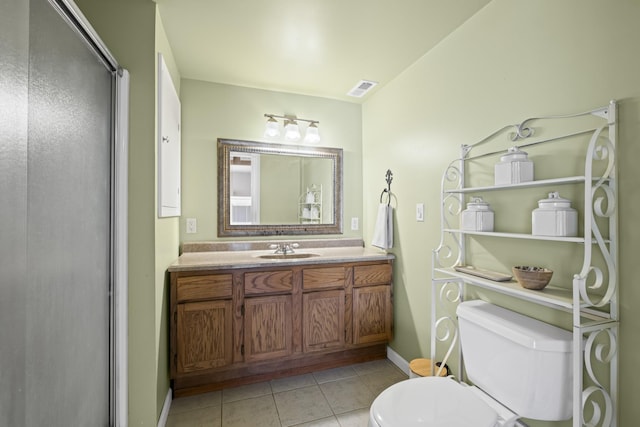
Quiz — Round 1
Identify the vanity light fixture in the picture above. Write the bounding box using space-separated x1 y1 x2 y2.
264 113 320 143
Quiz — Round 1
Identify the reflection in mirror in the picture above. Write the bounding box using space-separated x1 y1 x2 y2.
218 139 343 236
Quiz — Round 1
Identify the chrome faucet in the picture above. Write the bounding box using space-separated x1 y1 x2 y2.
269 242 299 255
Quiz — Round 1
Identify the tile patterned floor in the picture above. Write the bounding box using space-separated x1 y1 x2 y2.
167 359 408 427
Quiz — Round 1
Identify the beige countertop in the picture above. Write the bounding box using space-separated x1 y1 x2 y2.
168 245 394 272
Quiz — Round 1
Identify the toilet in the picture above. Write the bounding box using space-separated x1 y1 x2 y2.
369 300 573 426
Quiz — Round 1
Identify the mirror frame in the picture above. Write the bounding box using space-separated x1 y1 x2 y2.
217 138 343 236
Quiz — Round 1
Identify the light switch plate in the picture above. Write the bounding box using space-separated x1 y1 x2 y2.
416 203 424 222
186 217 197 233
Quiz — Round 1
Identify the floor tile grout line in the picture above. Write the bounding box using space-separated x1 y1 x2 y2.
270 393 283 427
168 361 407 426
316 378 338 418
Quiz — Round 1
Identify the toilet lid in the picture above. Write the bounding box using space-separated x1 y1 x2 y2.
370 376 498 427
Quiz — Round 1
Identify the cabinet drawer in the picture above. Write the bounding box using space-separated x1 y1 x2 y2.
177 274 233 302
244 270 293 295
303 266 346 290
353 264 392 287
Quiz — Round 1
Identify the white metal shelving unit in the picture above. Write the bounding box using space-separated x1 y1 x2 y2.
431 101 618 427
299 184 322 224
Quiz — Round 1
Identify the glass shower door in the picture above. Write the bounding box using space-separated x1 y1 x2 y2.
0 0 121 425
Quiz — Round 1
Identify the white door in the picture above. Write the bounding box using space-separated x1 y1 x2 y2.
158 53 182 217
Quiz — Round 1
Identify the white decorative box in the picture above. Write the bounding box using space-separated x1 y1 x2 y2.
532 192 578 237
494 147 534 185
462 197 494 232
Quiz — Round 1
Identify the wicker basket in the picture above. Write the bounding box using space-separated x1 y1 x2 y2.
512 266 553 290
409 358 449 378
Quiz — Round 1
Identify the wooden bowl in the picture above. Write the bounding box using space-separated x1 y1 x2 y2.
512 266 553 290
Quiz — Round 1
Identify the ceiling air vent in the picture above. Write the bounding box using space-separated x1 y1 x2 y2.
347 79 378 98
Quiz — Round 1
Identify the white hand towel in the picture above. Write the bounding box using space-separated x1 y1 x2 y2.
372 203 393 249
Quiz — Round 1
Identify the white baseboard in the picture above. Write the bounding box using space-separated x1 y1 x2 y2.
386 346 411 377
157 388 172 427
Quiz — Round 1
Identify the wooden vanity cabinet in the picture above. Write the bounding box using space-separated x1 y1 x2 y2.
176 300 233 373
172 274 234 376
353 264 393 344
302 266 347 353
243 294 293 361
169 259 393 396
243 269 294 362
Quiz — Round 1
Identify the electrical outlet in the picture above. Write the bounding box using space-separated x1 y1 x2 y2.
186 217 197 233
351 217 359 230
416 203 424 222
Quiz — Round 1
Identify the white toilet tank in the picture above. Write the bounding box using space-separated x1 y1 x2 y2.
457 300 573 421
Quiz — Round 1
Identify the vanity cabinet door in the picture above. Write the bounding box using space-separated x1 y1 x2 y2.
176 299 233 374
303 290 345 352
244 295 292 362
352 285 392 344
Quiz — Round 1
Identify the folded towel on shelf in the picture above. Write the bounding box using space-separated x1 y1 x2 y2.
372 203 393 249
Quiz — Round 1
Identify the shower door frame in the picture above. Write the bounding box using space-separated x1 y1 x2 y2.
48 0 129 424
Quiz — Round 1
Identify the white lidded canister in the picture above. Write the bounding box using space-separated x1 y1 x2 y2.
494 147 534 185
532 192 578 237
461 197 494 232
305 189 315 204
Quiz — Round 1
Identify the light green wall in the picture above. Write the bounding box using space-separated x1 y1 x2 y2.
260 155 300 224
179 79 363 242
362 0 640 425
154 8 180 421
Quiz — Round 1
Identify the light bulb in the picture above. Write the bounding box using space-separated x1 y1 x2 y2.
304 122 320 143
264 116 280 138
284 120 301 141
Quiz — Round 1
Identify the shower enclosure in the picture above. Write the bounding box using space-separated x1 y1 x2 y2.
0 0 128 425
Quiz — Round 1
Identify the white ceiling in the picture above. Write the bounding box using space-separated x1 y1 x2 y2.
156 0 490 102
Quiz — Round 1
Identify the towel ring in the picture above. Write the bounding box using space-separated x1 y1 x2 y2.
380 189 390 204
